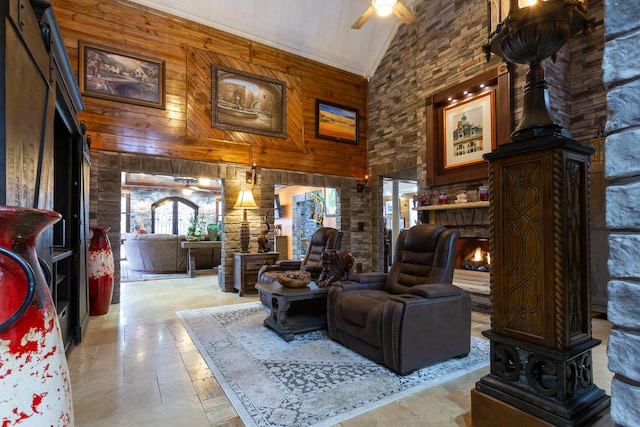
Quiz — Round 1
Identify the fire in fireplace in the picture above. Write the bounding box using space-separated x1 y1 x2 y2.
463 246 491 272
456 238 490 272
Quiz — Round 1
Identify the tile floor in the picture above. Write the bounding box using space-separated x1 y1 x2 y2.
67 275 613 427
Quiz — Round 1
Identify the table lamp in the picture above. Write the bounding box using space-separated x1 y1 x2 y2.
234 189 258 252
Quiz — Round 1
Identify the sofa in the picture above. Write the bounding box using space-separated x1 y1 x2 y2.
122 233 221 273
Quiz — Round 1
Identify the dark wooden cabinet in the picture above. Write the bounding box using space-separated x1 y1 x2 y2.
1 0 89 354
234 252 279 296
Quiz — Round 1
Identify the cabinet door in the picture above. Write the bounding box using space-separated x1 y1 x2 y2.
3 0 55 209
75 139 91 342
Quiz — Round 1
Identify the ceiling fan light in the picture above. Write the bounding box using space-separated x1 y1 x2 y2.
373 0 397 17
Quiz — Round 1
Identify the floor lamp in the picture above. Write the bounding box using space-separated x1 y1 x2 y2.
234 189 258 253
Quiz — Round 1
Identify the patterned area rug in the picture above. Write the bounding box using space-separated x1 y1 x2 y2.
120 260 189 282
177 302 490 427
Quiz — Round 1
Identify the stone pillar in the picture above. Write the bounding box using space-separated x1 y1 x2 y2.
471 134 610 426
602 1 640 425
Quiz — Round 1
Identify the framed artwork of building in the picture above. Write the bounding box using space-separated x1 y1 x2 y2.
442 90 495 170
426 66 512 186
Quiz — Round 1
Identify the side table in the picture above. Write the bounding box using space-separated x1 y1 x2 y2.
256 282 329 342
233 252 279 296
180 240 221 278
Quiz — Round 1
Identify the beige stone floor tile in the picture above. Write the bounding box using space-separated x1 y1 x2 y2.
68 274 613 427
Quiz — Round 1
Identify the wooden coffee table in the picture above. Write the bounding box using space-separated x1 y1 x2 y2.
255 281 329 342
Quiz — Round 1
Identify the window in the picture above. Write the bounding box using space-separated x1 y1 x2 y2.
151 197 199 235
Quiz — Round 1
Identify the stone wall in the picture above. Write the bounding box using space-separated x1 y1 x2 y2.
603 0 640 424
366 1 606 273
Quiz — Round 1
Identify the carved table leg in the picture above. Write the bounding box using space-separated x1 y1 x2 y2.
187 248 195 278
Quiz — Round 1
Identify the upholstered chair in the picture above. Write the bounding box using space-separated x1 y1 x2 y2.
257 227 343 284
326 224 470 375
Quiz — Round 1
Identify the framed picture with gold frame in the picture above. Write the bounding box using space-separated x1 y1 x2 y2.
426 66 512 186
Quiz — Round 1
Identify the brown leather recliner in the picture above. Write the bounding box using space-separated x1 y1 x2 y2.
257 227 343 284
327 224 470 375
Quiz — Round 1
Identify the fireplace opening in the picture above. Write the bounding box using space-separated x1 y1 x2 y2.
455 238 490 272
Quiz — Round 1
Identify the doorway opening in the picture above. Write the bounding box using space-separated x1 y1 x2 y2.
274 185 339 261
382 177 418 271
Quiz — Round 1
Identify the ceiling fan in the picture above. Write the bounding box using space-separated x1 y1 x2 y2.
351 0 416 29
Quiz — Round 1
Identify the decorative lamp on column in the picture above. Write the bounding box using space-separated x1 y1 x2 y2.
472 1 610 426
484 0 593 140
234 189 258 253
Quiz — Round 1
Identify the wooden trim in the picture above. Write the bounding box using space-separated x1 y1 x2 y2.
426 65 511 186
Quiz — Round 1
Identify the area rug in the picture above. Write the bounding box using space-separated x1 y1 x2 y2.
177 302 490 427
120 260 189 282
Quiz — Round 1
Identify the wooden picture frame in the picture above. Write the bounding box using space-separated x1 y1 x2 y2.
442 90 495 170
79 41 165 109
426 66 512 186
211 64 287 138
315 100 359 144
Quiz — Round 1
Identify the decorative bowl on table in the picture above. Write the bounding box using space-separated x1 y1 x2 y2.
277 270 312 288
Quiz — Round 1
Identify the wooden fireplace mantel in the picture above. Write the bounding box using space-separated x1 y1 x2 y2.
414 201 490 238
414 201 490 211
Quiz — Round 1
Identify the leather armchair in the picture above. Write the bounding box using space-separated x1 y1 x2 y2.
257 227 343 284
327 224 470 375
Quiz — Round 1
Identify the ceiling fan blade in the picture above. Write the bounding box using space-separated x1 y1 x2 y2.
393 1 416 24
351 6 377 29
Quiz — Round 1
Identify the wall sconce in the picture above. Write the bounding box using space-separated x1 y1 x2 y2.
245 163 257 186
484 0 593 141
356 175 369 193
234 189 258 252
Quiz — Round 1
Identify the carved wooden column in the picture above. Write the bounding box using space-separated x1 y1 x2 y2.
471 134 610 426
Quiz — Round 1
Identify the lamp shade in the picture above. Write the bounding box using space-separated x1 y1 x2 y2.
234 190 258 209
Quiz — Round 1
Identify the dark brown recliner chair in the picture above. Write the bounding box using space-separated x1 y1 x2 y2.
327 224 470 375
257 227 343 284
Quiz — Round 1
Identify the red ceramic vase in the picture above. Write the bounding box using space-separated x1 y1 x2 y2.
88 226 114 315
0 206 74 426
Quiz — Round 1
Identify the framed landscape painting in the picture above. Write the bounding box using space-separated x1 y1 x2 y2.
315 100 359 144
79 41 165 109
211 64 287 138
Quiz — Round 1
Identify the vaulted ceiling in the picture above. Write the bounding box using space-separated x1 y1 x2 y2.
128 0 420 77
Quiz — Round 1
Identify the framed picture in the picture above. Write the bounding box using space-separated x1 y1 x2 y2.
426 66 511 186
442 90 494 170
211 64 287 138
315 100 359 144
78 42 165 109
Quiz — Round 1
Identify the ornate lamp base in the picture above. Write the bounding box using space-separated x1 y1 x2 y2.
239 209 251 253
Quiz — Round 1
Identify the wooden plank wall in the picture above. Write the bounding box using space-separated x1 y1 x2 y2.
49 0 368 178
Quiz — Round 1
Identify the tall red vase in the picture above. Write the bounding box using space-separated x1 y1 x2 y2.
0 206 74 426
88 226 114 315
